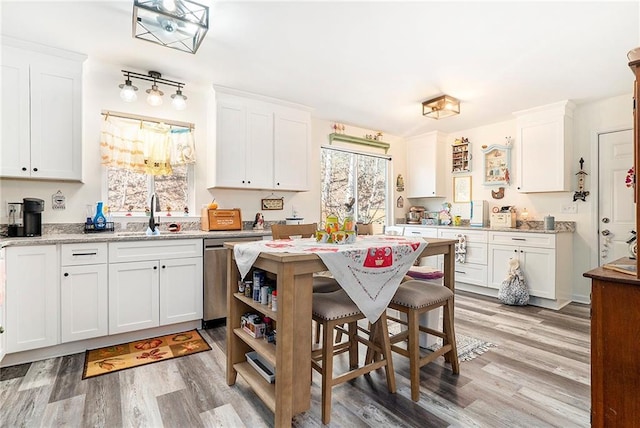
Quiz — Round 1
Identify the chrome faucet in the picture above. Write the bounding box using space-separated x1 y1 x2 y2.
149 193 160 232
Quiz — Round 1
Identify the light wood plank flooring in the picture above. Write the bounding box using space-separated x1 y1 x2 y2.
0 291 590 427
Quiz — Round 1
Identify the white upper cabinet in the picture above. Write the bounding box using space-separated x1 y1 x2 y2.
209 88 311 191
513 100 575 193
1 39 85 181
406 131 447 198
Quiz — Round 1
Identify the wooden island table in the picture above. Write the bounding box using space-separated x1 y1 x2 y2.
225 237 457 426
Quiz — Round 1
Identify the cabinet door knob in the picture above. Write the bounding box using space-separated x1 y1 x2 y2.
63 272 69 277
514 249 518 252
162 265 166 269
21 167 27 171
33 168 38 172
153 266 158 270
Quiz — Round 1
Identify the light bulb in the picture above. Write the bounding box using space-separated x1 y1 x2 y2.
171 89 187 110
146 84 164 106
118 79 138 102
161 0 177 12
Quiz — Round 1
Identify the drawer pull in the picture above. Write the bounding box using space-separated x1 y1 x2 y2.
455 270 466 274
511 238 526 241
72 252 98 256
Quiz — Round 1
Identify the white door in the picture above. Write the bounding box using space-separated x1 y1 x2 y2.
109 261 160 334
61 264 108 343
520 247 555 299
159 257 203 325
598 130 635 264
6 245 58 352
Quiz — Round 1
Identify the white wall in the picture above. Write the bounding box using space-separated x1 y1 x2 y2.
395 94 632 304
0 59 405 229
1 51 631 304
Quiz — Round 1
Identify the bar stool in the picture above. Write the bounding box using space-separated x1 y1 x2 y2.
387 279 459 401
311 289 396 424
270 223 342 343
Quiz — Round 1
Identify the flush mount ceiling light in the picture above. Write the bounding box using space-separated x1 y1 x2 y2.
422 95 460 119
119 70 187 109
133 0 209 54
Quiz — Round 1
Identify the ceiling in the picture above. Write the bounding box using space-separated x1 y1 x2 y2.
2 1 639 137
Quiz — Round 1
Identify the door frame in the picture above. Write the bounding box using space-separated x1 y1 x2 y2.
591 126 633 268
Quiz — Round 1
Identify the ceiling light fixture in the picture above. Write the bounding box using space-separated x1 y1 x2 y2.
119 70 187 109
133 0 209 54
422 95 460 119
119 72 139 102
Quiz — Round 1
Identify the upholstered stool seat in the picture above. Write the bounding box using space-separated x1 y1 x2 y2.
312 275 341 293
387 279 459 402
312 290 396 424
391 279 452 308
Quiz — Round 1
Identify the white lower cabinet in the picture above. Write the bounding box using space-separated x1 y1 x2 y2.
60 242 108 343
108 239 203 335
403 226 440 268
109 260 160 334
5 245 58 353
438 228 488 287
396 225 573 310
488 244 555 297
487 231 572 308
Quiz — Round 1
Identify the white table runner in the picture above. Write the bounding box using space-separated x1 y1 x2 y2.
233 235 427 322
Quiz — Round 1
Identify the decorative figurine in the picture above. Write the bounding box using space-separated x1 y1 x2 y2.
491 187 505 199
253 212 264 230
396 174 404 192
573 157 590 202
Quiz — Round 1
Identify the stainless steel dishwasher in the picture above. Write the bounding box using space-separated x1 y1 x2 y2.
203 236 261 327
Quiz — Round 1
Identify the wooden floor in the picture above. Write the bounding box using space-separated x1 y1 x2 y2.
0 291 591 427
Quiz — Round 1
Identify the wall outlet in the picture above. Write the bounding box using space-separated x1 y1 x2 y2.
561 203 577 214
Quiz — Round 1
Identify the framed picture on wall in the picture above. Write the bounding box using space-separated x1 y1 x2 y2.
482 144 511 186
453 175 472 203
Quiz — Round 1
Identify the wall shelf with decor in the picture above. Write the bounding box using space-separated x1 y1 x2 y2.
328 133 390 153
452 138 471 173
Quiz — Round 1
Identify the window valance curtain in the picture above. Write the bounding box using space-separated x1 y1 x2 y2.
100 116 196 176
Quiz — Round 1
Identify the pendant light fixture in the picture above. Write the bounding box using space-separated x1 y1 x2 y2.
422 95 460 119
171 88 187 110
118 70 187 109
119 72 139 102
133 0 209 54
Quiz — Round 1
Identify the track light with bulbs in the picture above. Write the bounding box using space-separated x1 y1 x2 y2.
118 70 187 110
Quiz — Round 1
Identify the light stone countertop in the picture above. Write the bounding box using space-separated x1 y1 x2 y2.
396 221 575 234
0 229 272 248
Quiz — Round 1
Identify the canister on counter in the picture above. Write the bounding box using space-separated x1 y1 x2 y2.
544 215 555 230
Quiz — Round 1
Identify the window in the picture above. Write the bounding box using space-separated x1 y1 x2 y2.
106 165 191 215
320 147 390 227
100 113 196 215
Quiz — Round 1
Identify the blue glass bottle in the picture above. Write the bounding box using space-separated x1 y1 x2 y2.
93 201 106 229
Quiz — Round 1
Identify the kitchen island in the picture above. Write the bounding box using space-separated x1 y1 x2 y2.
225 237 457 426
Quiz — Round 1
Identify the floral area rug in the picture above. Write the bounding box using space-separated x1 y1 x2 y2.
82 329 211 379
388 321 495 362
426 334 496 362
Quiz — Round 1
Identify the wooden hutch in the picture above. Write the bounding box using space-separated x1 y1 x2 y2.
583 48 640 427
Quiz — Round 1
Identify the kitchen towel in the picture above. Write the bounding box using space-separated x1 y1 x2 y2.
233 236 426 323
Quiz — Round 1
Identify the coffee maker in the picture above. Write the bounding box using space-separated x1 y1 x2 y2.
8 198 44 237
23 198 44 236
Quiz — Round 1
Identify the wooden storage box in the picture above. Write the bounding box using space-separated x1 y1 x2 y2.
201 208 242 231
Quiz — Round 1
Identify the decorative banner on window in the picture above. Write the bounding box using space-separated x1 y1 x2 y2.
52 190 66 210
